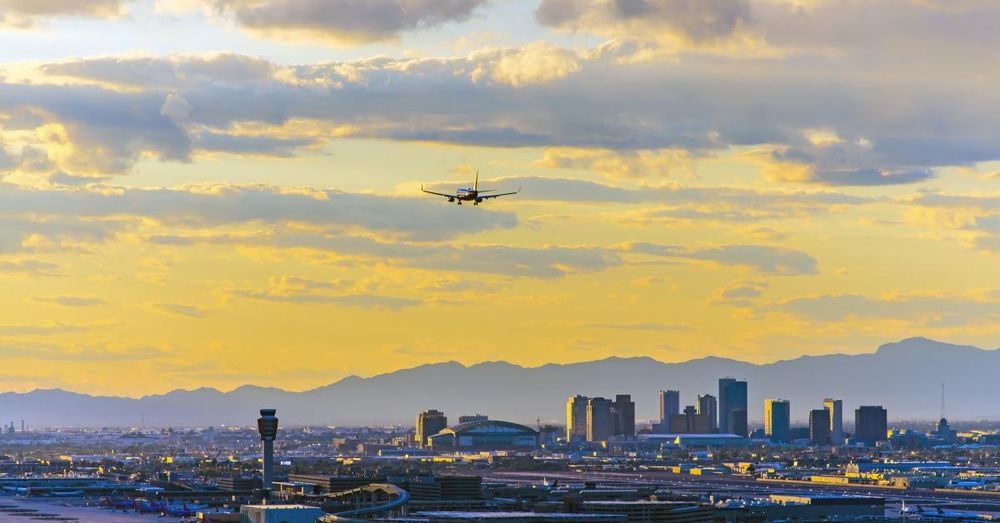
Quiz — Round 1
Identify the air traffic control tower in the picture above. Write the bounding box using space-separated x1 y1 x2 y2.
257 408 279 497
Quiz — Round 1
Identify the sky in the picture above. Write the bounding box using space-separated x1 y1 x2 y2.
1 0 1000 397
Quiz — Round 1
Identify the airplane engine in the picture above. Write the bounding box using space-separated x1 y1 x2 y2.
475 197 483 203
448 197 455 202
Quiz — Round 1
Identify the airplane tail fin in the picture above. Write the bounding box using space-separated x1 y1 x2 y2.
475 170 479 191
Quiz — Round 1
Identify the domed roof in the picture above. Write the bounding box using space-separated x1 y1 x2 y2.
440 419 537 436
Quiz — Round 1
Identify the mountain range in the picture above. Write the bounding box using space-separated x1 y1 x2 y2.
0 337 994 428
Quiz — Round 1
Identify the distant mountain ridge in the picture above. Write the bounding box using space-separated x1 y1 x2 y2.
0 337 996 427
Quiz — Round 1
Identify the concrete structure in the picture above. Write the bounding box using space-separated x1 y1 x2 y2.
658 390 680 424
696 394 717 432
809 408 831 445
426 420 538 451
240 504 325 523
587 397 614 442
566 396 589 442
256 408 278 494
855 406 888 446
764 399 790 443
417 410 448 447
614 395 635 436
719 378 748 436
824 398 844 444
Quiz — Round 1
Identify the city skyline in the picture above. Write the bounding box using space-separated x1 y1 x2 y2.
3 336 985 428
0 1 999 396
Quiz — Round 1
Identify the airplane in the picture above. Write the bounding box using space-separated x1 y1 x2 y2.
135 498 168 513
421 170 519 205
162 501 200 518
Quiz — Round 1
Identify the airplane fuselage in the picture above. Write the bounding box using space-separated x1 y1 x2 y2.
452 188 483 204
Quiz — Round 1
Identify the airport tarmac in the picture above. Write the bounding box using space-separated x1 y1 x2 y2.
0 495 190 523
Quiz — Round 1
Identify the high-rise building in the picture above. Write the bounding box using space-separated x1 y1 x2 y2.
416 409 447 447
566 395 589 442
668 405 713 433
764 399 791 442
718 378 734 434
587 397 614 442
855 406 888 446
719 378 748 436
458 414 489 424
614 394 636 436
696 394 718 432
659 390 680 423
824 398 844 445
809 408 831 445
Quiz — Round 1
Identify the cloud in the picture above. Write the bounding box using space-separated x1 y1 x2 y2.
40 53 278 90
473 41 581 87
628 242 818 275
0 183 517 242
776 291 1000 327
192 130 321 157
425 176 870 207
153 303 209 318
0 342 170 361
226 275 418 310
536 0 752 44
534 148 690 179
905 192 1000 253
0 83 191 174
232 288 420 311
29 295 107 307
0 322 93 336
0 0 126 27
205 0 488 44
16 30 1000 184
586 322 694 331
0 259 60 276
711 279 768 306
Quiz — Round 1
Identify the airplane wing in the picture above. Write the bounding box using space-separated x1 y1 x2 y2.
479 187 520 199
421 185 457 198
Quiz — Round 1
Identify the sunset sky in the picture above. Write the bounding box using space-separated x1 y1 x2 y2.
1 0 999 396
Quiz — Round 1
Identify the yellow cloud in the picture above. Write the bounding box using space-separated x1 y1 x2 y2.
472 41 581 87
535 147 692 179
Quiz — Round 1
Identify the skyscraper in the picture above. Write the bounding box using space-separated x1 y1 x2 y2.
824 398 844 444
719 378 748 436
809 408 831 445
566 395 589 442
855 406 888 446
587 397 614 442
614 394 635 436
718 378 735 434
697 394 718 432
659 390 680 423
416 409 447 447
764 399 790 442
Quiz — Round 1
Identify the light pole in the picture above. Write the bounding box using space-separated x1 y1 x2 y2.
257 408 279 499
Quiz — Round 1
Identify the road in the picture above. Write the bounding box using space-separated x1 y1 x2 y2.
484 469 1000 512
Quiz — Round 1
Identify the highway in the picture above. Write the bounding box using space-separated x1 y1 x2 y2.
484 469 1000 512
